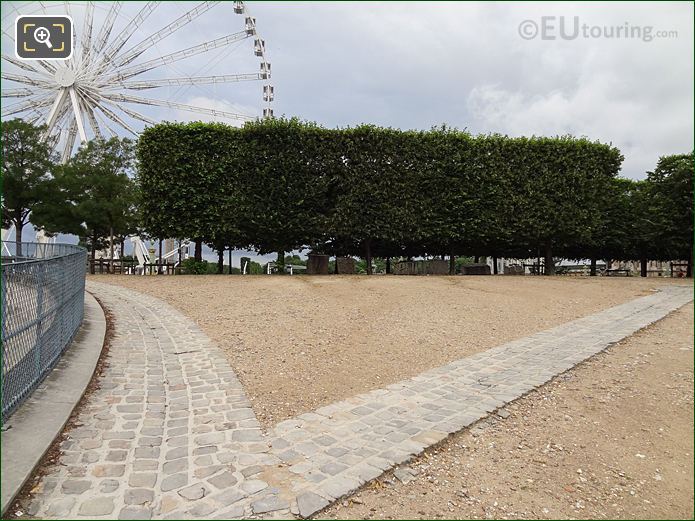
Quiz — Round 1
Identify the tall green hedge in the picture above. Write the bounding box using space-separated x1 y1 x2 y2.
139 118 687 273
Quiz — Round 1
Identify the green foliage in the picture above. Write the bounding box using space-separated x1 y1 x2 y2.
247 260 264 274
137 122 245 260
32 137 137 257
181 258 209 275
645 152 693 260
1 119 55 253
136 118 689 274
284 254 306 266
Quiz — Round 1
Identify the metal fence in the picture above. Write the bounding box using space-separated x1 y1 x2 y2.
1 242 87 422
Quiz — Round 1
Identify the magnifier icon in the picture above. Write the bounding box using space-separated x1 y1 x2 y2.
33 26 52 48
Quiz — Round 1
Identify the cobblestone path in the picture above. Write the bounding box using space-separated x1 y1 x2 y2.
22 282 691 519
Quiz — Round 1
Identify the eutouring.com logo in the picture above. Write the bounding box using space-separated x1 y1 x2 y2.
518 16 679 42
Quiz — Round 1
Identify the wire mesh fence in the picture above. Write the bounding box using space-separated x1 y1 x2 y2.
1 242 87 422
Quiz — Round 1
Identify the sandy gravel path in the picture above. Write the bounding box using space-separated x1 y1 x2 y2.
95 275 687 428
319 304 694 520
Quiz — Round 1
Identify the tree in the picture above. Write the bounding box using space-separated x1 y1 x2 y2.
329 125 421 274
505 137 623 274
33 138 137 271
1 119 56 256
138 122 244 261
236 118 336 271
646 152 694 276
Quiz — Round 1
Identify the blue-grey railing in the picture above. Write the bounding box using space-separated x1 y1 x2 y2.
1 242 87 422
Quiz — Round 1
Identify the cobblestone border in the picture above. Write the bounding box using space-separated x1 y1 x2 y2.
1 292 105 516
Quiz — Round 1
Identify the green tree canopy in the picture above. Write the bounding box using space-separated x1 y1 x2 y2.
32 137 137 266
1 118 56 256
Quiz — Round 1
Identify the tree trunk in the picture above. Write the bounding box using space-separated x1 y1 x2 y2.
14 220 23 258
449 252 456 275
228 248 232 275
640 255 648 277
109 225 115 272
364 240 373 275
544 242 555 276
90 233 97 275
474 255 480 263
590 257 597 276
688 245 693 278
194 239 203 262
493 256 498 275
217 249 224 274
158 239 163 274
385 257 391 274
276 251 284 274
120 239 125 259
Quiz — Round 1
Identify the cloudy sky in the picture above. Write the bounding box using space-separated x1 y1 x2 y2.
3 1 693 262
251 1 693 179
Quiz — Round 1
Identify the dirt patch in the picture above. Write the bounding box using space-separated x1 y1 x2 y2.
93 274 687 428
318 304 694 520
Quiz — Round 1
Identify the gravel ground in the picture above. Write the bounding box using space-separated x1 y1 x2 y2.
318 304 694 520
95 275 685 428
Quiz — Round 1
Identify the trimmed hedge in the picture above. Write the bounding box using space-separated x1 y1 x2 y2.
138 119 690 271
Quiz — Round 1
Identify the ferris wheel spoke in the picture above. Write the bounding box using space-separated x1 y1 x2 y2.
101 93 255 122
105 101 157 126
62 1 79 69
74 91 103 140
90 101 139 137
92 108 119 139
1 71 54 88
80 1 95 65
111 1 220 69
84 106 104 141
107 73 265 91
1 88 36 98
1 95 53 117
68 88 88 142
34 59 57 74
104 31 250 83
45 89 69 133
28 109 47 125
61 118 78 163
2 52 52 77
91 1 160 75
91 2 122 59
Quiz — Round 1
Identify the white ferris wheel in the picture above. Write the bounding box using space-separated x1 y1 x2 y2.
1 1 274 162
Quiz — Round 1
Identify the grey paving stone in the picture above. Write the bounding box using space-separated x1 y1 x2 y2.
61 480 91 494
320 462 349 476
163 458 188 475
124 488 155 505
178 482 210 500
251 494 290 514
45 497 76 517
118 506 153 520
129 473 157 488
240 479 268 495
161 472 188 492
78 497 114 516
207 470 237 489
297 490 330 518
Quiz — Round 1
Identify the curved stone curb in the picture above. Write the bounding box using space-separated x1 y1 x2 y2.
17 282 692 519
1 292 106 516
